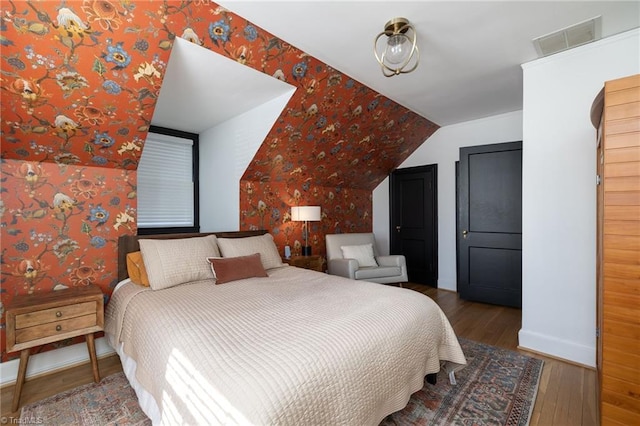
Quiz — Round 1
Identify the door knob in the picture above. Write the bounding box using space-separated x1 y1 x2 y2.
462 230 468 239
396 225 401 233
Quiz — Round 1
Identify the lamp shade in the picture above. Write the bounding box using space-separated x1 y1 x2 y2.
291 206 321 222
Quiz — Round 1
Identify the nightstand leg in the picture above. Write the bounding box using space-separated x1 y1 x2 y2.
85 333 100 383
12 349 30 412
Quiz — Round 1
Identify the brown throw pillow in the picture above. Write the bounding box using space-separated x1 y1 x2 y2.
207 253 268 284
126 251 150 287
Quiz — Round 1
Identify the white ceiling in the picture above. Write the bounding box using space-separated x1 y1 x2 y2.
151 37 294 133
153 1 640 132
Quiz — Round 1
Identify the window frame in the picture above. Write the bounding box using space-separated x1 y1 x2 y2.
137 125 200 235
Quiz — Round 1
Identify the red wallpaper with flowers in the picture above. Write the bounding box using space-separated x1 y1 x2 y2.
1 0 438 362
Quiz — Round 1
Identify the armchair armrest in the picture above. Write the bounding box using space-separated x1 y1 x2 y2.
327 258 359 279
376 255 406 268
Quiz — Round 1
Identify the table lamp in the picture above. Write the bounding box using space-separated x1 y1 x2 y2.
291 206 321 256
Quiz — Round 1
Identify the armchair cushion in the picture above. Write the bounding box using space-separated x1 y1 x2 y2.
355 266 403 280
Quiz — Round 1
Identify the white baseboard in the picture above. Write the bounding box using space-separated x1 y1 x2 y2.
518 329 595 368
1 337 116 387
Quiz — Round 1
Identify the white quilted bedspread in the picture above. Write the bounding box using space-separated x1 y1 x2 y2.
105 266 466 425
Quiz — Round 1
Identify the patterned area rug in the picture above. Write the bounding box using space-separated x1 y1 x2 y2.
382 338 544 426
21 338 542 425
20 372 150 426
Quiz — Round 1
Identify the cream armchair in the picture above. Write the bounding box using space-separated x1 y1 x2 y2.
325 233 408 285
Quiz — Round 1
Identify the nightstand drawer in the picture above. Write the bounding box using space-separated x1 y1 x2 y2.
15 313 98 344
15 301 96 329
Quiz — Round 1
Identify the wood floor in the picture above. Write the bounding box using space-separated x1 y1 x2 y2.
1 284 597 425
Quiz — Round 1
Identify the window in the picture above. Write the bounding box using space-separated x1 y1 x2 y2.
137 126 199 234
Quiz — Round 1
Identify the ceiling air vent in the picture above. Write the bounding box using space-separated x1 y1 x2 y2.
533 16 602 57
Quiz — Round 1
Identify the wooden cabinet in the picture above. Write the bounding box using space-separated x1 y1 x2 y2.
285 255 324 272
6 285 104 411
591 74 640 426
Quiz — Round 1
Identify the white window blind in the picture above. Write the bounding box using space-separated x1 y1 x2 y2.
137 132 194 227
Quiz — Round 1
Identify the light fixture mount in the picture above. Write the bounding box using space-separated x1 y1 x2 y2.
374 17 420 77
384 17 411 34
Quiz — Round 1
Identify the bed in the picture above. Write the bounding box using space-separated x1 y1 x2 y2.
105 231 466 425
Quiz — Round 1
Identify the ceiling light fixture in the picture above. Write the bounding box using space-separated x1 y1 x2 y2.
374 17 420 77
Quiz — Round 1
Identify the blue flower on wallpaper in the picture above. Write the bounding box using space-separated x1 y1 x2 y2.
89 205 109 224
93 132 115 148
14 241 29 252
316 116 327 128
92 156 108 165
271 208 280 221
102 80 122 95
7 56 25 70
244 24 257 41
134 39 149 52
368 99 379 111
209 19 230 43
293 61 307 79
103 42 131 69
90 236 106 248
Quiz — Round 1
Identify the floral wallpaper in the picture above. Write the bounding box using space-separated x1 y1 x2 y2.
239 57 438 255
1 0 438 362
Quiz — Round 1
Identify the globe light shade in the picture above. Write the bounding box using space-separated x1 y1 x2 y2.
374 17 420 77
385 34 411 65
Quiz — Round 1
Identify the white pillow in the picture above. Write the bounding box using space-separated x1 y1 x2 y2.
340 243 378 268
217 233 285 270
139 235 220 290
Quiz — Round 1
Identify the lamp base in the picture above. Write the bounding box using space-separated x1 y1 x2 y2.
302 246 312 256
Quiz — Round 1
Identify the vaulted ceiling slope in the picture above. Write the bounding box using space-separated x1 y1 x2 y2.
1 0 437 191
222 1 640 126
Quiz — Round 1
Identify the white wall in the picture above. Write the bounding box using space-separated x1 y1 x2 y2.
519 28 639 367
373 111 523 291
199 90 294 231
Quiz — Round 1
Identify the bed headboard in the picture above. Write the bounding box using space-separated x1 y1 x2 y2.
117 230 267 282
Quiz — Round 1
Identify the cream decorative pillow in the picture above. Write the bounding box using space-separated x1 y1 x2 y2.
139 235 220 290
217 233 285 270
340 243 378 268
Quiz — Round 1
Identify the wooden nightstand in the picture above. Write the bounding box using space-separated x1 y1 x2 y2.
6 285 104 411
285 255 324 272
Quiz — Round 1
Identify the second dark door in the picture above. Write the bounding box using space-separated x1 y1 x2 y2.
457 141 522 308
390 165 438 286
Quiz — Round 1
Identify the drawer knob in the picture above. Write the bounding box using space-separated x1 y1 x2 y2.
56 325 62 331
56 311 62 318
